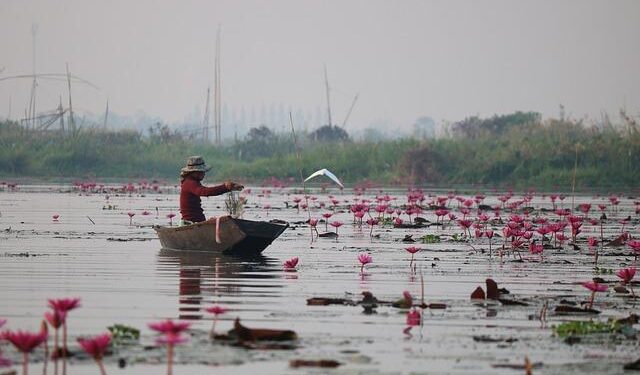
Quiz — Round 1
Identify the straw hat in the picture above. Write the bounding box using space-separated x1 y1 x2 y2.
180 156 211 174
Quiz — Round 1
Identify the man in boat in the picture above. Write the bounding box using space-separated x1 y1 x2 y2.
180 156 243 224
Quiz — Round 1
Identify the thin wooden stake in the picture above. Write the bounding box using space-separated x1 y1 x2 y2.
571 143 579 211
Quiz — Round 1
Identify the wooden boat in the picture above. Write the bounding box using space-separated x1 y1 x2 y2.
154 216 288 256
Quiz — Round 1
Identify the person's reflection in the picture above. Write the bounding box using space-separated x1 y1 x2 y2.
157 249 280 320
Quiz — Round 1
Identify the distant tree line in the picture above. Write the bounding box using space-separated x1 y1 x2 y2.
0 112 638 190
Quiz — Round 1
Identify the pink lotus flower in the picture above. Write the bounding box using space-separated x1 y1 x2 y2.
365 218 379 237
4 330 47 353
48 297 81 312
77 333 111 369
555 232 568 244
142 210 151 216
45 309 66 329
582 280 608 309
617 267 637 297
329 221 343 235
151 326 189 375
529 243 543 254
148 319 191 335
588 237 599 248
616 267 636 284
529 242 544 261
167 213 176 225
405 246 419 254
48 297 81 357
511 239 525 249
322 212 333 231
627 240 640 254
52 214 60 221
434 208 449 222
308 218 318 227
44 308 66 362
457 219 473 235
405 246 419 267
582 281 608 293
283 256 299 270
127 211 135 225
205 305 227 316
205 305 228 336
358 252 372 273
402 291 413 306
4 329 48 375
477 213 490 222
403 309 421 335
406 309 421 326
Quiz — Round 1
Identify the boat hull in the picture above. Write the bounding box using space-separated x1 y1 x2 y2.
154 216 288 256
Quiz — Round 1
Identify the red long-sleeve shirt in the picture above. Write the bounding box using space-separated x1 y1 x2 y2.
179 177 230 223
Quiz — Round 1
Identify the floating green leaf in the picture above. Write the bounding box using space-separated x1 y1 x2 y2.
553 320 624 338
108 324 140 345
420 234 441 244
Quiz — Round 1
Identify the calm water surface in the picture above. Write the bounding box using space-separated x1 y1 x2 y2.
0 184 638 374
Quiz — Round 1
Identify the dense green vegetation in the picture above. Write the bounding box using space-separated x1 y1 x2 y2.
1 112 638 190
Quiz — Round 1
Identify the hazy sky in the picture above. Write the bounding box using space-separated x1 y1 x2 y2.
1 0 639 130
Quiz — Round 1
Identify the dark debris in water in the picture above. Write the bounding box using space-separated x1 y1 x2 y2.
491 360 542 371
290 359 342 368
106 237 153 242
472 335 518 343
1 252 59 257
554 305 600 315
227 317 298 343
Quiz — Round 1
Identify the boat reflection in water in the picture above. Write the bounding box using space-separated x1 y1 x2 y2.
157 249 282 320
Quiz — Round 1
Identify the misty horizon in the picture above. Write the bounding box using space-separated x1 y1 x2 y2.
1 0 639 134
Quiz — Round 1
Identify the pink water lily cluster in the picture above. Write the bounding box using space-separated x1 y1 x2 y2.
0 297 88 375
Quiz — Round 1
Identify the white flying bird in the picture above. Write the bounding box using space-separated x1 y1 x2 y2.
304 168 344 188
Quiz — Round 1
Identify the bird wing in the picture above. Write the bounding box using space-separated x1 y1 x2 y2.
304 168 344 188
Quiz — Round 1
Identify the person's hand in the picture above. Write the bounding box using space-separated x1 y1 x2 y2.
225 181 244 191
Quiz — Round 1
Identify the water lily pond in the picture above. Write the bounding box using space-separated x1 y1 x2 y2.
0 183 638 374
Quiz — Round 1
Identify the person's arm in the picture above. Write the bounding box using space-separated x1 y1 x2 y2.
185 179 230 197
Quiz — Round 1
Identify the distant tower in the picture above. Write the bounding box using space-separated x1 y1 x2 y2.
27 23 38 130
213 26 222 145
203 87 211 142
324 65 332 126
